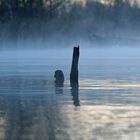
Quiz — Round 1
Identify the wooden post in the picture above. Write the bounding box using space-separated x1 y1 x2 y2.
70 46 80 87
54 70 64 94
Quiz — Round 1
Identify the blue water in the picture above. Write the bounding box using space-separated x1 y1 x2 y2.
0 48 139 140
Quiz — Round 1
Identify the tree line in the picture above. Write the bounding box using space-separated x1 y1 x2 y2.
0 0 140 47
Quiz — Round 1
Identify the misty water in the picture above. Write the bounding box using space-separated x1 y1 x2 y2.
0 47 140 140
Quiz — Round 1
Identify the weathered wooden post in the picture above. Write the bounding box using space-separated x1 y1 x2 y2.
70 46 80 87
54 70 64 86
70 46 80 106
54 70 64 94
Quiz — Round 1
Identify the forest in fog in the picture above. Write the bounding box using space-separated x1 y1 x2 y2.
0 0 140 48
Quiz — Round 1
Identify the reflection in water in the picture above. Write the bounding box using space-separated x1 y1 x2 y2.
71 82 80 106
0 76 60 140
55 86 63 95
60 105 140 140
0 49 140 140
0 75 139 140
1 94 62 140
0 90 139 140
55 79 64 95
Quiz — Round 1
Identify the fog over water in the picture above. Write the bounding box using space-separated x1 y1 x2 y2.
0 47 139 140
0 0 140 139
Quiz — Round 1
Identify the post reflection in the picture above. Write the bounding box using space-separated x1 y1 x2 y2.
55 83 64 94
0 76 62 140
71 82 80 106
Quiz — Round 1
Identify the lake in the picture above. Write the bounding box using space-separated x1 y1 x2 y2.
0 47 139 140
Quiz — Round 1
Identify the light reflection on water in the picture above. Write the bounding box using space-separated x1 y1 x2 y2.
0 48 139 140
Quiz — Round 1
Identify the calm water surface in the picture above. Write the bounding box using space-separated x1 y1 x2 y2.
0 48 139 140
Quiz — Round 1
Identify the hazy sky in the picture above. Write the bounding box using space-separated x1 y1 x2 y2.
73 0 140 6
